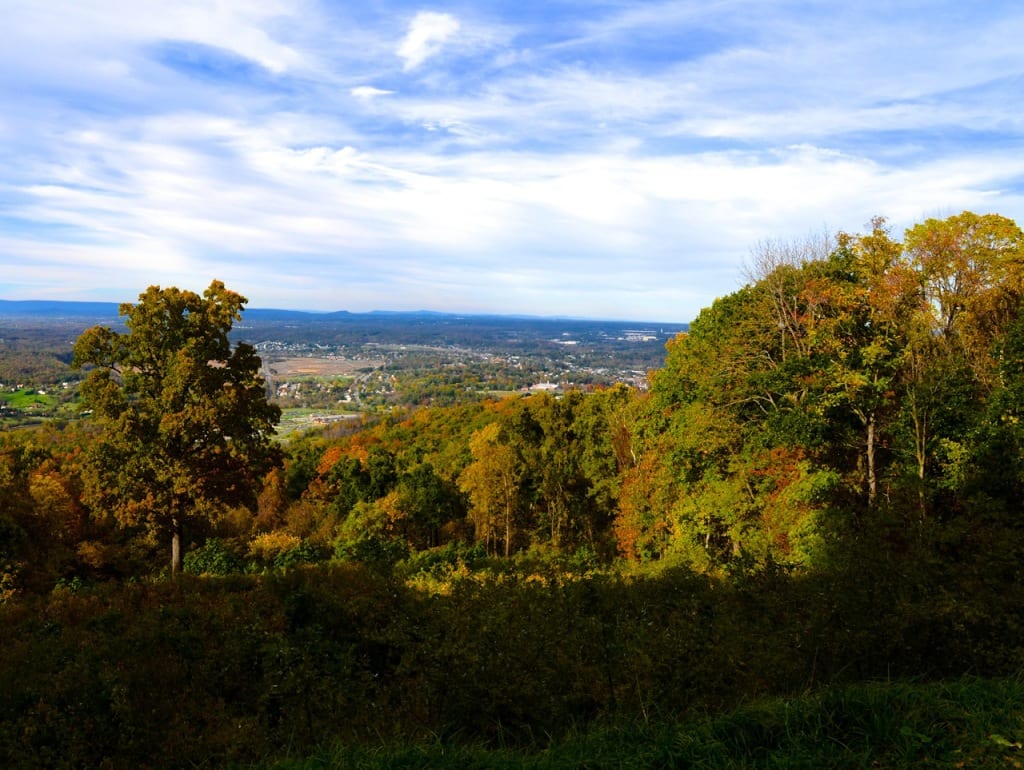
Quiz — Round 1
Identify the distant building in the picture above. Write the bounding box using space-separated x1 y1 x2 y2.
621 330 658 342
311 414 360 425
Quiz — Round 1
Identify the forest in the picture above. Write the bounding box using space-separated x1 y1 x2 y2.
2 211 1024 768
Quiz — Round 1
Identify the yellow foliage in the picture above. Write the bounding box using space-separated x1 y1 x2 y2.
76 540 113 570
248 531 302 561
0 570 18 604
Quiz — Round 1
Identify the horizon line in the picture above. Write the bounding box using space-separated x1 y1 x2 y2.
0 298 692 327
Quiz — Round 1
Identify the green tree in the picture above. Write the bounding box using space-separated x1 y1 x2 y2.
898 212 1024 515
812 221 908 507
72 280 281 575
459 421 523 557
395 462 464 549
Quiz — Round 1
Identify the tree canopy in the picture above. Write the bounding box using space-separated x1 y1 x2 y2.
3 210 1024 585
72 280 281 574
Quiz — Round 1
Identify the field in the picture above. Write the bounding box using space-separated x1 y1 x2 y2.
276 408 363 437
0 388 57 410
264 355 385 378
0 387 66 428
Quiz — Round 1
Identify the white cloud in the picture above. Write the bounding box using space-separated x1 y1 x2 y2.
397 11 460 71
10 95 1024 319
351 86 395 100
3 1 1024 320
0 0 305 78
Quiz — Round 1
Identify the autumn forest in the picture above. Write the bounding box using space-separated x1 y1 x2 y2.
3 211 1024 767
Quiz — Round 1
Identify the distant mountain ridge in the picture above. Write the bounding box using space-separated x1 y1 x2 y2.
0 300 338 320
0 300 683 326
0 299 124 318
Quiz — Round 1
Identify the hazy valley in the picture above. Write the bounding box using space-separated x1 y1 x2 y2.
0 301 685 432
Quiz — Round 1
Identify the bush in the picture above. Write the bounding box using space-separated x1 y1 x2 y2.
183 537 244 575
397 540 487 579
2 555 1023 768
273 540 330 569
248 531 302 563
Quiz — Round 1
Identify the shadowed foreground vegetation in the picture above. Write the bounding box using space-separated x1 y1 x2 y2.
261 677 1024 769
2 556 1023 768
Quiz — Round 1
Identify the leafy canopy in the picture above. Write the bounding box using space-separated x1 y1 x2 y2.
72 280 281 573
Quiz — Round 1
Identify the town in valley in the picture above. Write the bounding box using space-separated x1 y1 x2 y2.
0 300 686 434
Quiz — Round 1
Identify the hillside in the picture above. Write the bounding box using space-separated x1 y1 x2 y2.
2 211 1024 768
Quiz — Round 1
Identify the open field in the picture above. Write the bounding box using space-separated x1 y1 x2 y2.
263 355 385 378
276 407 363 437
0 388 68 428
1 388 56 410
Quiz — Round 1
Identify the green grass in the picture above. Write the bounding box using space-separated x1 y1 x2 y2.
0 387 62 427
1 387 56 410
249 677 1024 769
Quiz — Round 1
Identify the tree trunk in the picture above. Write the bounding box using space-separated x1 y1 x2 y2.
171 516 182 576
909 390 928 522
501 467 516 558
866 412 877 507
504 500 512 558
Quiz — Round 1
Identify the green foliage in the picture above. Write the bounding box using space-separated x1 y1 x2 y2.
274 540 330 569
259 677 1024 769
72 280 282 574
2 559 1023 768
331 499 410 569
630 211 1024 572
8 211 1024 767
396 539 488 580
183 537 244 576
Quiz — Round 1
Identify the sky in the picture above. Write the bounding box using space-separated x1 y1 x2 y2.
2 1 1024 323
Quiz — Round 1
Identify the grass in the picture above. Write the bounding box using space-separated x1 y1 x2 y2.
249 676 1024 769
0 387 65 428
0 387 56 410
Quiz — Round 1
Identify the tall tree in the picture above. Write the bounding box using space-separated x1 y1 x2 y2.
905 211 1024 384
73 280 281 575
812 221 908 507
458 422 522 557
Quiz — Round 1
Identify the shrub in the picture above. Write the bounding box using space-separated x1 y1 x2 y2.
248 530 303 563
183 537 244 575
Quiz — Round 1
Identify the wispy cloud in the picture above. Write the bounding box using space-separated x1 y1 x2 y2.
397 11 460 71
1 0 1023 321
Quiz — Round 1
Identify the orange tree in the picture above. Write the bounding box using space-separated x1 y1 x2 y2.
72 280 281 575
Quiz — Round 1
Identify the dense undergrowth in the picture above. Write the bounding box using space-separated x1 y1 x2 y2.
259 677 1024 769
2 553 1022 769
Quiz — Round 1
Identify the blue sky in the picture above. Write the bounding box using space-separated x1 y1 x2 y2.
2 1 1024 322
